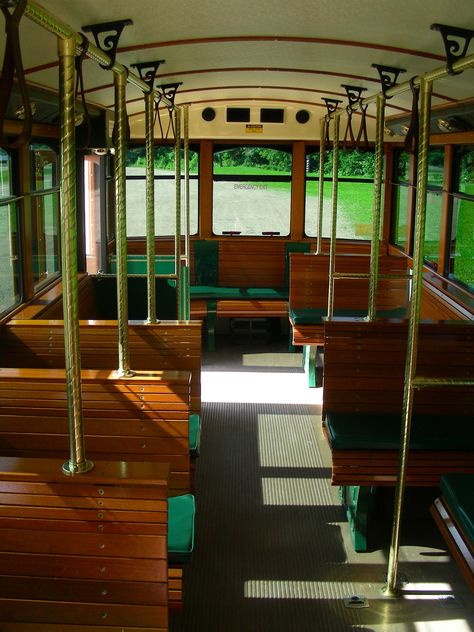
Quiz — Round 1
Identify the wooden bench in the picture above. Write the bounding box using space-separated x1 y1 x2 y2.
190 239 311 349
0 456 172 630
431 473 474 593
288 252 408 385
322 319 474 551
0 367 192 498
2 319 202 416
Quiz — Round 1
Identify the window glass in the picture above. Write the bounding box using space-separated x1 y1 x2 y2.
126 145 199 236
427 147 444 189
31 193 60 286
29 144 60 288
31 143 58 190
396 151 410 182
457 146 474 195
305 149 375 240
213 146 291 236
448 197 474 290
423 191 443 271
0 148 11 198
392 184 410 249
0 202 20 313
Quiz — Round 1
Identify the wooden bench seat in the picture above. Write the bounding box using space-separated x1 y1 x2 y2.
431 473 474 592
0 456 171 630
189 239 310 349
322 319 474 551
3 319 202 415
289 252 408 347
0 367 192 497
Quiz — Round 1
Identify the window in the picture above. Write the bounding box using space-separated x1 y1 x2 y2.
0 149 21 314
448 146 474 291
30 143 60 288
305 148 375 240
390 150 411 251
423 148 444 271
125 145 199 237
213 145 291 236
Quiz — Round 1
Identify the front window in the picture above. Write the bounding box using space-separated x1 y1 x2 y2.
30 143 60 288
125 145 199 236
213 146 291 236
305 148 375 240
0 149 21 314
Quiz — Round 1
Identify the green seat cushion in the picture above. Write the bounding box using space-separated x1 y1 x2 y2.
190 285 246 299
168 494 196 562
289 307 408 325
194 240 219 285
189 413 201 457
326 412 474 451
440 474 474 543
245 287 288 299
289 307 368 325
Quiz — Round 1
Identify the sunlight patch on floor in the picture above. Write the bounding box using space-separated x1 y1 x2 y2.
242 352 304 368
201 370 323 405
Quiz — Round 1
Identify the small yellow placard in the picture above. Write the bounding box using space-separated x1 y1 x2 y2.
246 124 263 133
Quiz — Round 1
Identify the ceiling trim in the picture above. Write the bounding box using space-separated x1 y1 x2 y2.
117 35 445 61
24 34 445 76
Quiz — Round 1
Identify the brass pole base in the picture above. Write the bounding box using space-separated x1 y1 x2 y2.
62 459 95 476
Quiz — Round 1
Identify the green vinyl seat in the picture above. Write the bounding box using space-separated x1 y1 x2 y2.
440 474 474 544
189 413 201 458
168 494 196 563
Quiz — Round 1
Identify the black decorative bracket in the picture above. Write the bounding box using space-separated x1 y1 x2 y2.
130 60 165 91
322 97 342 118
372 64 406 98
431 23 474 76
157 82 183 108
82 19 133 70
341 85 366 111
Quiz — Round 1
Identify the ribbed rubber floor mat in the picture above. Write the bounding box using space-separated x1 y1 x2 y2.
170 400 362 631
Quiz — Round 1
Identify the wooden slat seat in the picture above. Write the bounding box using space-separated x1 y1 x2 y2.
0 456 171 630
0 367 192 497
289 252 408 347
3 319 202 415
322 319 474 550
189 239 311 348
431 473 474 592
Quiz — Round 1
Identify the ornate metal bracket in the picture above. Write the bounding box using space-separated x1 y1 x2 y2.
82 19 133 70
341 85 366 110
130 60 165 91
157 82 183 107
322 97 342 119
372 64 406 98
431 23 474 75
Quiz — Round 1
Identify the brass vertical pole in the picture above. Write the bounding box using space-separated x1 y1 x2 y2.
145 90 157 323
368 94 385 320
59 35 93 475
385 77 432 597
316 117 327 254
327 113 340 318
174 107 182 317
182 104 191 319
114 69 132 376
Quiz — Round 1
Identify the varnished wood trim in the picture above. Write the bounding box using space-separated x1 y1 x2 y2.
290 142 305 240
199 141 213 237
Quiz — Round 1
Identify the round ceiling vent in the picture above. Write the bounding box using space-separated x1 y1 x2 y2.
202 107 216 121
296 109 310 124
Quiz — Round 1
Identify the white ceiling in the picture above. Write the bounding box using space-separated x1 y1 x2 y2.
4 0 474 139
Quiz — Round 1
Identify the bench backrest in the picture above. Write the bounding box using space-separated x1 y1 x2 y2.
0 456 170 629
2 319 201 414
323 320 474 417
191 239 312 289
0 367 191 496
289 253 408 311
